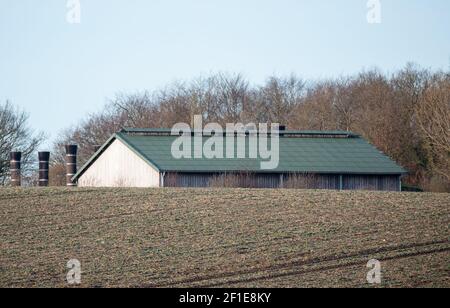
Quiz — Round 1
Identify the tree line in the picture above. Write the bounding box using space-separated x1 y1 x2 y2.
1 63 449 191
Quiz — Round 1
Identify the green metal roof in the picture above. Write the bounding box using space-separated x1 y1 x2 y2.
74 130 407 180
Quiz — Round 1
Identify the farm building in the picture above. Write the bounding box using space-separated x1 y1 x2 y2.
72 128 407 191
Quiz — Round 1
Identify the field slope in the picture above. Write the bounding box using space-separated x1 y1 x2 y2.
0 188 449 288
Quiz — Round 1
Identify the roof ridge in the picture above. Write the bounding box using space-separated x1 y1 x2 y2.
120 128 360 138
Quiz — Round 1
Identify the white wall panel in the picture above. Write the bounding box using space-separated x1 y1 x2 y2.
78 139 160 187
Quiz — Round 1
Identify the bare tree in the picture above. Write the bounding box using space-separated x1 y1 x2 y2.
415 73 450 185
255 75 305 124
0 101 44 185
290 81 337 130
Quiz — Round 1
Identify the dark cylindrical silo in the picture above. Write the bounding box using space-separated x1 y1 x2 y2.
65 145 78 187
10 152 22 187
38 152 50 187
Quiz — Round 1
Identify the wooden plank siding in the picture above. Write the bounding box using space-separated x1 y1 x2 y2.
342 175 400 192
164 173 281 188
163 173 401 191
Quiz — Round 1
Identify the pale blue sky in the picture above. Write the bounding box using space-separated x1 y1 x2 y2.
0 0 449 148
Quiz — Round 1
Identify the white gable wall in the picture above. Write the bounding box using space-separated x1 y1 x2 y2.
78 139 160 188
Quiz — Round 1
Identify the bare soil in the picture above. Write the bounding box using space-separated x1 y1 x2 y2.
0 188 448 288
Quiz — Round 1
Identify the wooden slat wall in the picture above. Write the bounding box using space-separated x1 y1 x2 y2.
164 173 211 188
164 172 401 191
342 175 400 192
284 174 340 190
164 173 281 188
